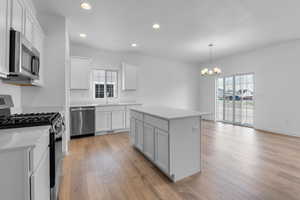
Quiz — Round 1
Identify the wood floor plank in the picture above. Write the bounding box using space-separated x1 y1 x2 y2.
59 121 300 200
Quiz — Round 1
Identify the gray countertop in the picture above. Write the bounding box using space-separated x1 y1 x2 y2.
0 126 50 152
130 106 209 120
70 102 142 107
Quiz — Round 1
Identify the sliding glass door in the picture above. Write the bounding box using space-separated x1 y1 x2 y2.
216 73 254 127
224 76 234 123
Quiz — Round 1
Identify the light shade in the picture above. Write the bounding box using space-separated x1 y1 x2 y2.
81 2 92 10
79 33 87 38
213 67 222 74
201 68 209 75
152 24 160 29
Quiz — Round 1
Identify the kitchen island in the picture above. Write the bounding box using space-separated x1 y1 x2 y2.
129 106 207 182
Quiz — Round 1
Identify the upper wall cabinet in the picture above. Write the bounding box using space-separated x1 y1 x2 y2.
122 62 137 91
70 57 92 90
0 0 45 85
11 0 25 33
0 0 11 77
25 10 34 43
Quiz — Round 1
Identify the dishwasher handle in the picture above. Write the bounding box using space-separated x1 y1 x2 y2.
71 107 95 111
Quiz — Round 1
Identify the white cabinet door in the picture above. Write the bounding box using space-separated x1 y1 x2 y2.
122 63 137 90
25 11 33 42
32 23 43 51
32 27 44 86
112 110 125 130
129 118 136 144
126 108 131 129
30 150 50 200
143 123 155 160
0 0 10 77
11 0 24 33
71 57 91 89
135 120 143 151
95 111 111 133
155 129 169 174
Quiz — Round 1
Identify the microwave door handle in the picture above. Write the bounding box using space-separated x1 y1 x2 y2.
36 58 40 74
31 57 39 75
31 56 35 74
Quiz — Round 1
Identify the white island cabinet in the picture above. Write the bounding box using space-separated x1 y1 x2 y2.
0 126 50 200
130 106 206 182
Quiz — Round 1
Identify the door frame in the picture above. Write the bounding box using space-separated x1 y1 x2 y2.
215 72 255 127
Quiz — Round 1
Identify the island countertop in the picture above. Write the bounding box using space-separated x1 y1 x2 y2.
0 126 50 152
130 106 208 120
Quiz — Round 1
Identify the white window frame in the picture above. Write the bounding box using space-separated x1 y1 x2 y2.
92 68 119 101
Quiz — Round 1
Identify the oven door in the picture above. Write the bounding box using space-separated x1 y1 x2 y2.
50 120 64 200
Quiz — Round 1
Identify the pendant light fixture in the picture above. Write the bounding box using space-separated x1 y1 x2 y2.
201 44 221 76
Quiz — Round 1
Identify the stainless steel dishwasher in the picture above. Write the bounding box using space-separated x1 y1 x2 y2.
70 106 95 137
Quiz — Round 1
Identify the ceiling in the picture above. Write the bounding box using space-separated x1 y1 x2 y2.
32 0 300 64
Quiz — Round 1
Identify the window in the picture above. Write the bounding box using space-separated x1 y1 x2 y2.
93 70 118 99
216 73 254 127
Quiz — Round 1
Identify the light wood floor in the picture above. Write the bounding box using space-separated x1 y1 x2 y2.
58 121 300 200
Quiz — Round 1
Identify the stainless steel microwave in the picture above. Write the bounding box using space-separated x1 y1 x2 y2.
8 29 40 80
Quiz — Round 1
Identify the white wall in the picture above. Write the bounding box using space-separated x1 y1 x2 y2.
21 14 70 153
199 40 300 137
64 19 71 153
70 43 201 110
0 81 21 112
21 15 67 108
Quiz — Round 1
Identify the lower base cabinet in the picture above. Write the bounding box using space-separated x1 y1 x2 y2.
143 123 155 160
155 129 169 174
95 105 140 134
111 110 125 130
135 120 144 151
95 111 111 133
0 131 50 200
30 150 50 200
129 118 136 144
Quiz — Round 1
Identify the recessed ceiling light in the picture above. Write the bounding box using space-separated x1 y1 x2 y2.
131 43 137 47
80 33 87 38
80 1 92 10
152 23 160 30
